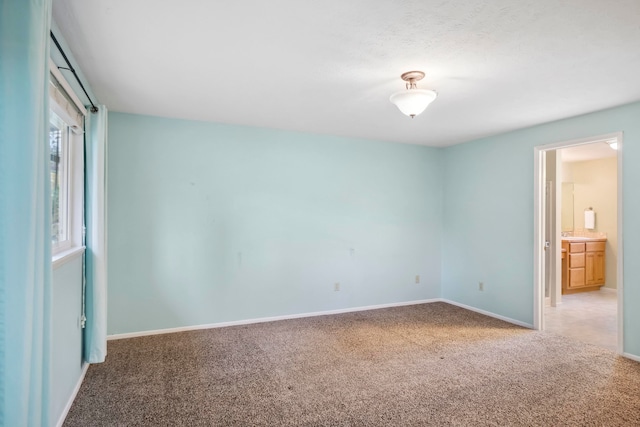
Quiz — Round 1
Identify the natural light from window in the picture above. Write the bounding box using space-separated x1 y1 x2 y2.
50 110 70 250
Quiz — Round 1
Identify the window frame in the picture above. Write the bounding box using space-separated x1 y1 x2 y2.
49 60 87 267
50 110 72 253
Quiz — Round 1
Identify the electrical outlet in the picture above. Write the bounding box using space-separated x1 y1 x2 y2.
334 282 340 292
415 275 420 284
479 282 484 292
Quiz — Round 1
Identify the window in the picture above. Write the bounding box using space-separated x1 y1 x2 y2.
49 67 85 261
50 111 71 250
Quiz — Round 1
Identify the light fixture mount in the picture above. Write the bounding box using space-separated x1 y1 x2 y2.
389 70 437 118
400 71 425 87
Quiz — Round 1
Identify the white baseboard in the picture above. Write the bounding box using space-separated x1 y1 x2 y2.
107 298 441 340
439 299 534 329
623 352 640 363
55 362 89 427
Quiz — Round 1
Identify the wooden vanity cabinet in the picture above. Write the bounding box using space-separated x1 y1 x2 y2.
561 239 605 294
585 242 606 286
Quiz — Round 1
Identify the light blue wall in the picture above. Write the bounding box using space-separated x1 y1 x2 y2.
442 133 536 322
442 101 640 357
107 101 640 360
107 113 443 334
51 256 83 426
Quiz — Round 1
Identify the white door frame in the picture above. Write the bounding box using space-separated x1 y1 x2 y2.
533 131 624 354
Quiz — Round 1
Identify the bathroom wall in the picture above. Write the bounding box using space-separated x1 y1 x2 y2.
565 158 618 289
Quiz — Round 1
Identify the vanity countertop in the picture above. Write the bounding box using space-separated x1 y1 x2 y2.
561 236 607 242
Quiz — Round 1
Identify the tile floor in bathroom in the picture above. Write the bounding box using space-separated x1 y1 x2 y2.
544 288 617 352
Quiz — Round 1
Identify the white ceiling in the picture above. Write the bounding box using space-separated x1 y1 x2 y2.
560 140 618 163
52 0 640 147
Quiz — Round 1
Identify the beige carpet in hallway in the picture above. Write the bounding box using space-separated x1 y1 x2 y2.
64 302 640 426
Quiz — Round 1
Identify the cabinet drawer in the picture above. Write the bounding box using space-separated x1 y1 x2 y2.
569 243 585 253
586 241 605 252
569 253 585 268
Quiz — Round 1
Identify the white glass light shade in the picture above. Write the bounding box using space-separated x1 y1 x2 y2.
389 89 437 118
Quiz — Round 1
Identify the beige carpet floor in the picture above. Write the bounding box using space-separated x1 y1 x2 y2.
64 302 640 426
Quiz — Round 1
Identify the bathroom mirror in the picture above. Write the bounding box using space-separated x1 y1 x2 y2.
561 182 574 231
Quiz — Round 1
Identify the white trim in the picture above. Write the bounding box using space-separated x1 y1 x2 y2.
533 147 544 330
534 132 622 152
52 245 85 270
55 362 89 427
554 153 563 306
49 58 87 117
107 298 533 341
440 299 534 329
533 131 624 354
547 175 559 308
616 137 624 355
623 352 640 363
107 299 440 340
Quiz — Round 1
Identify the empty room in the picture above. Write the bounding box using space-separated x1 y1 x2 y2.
3 1 640 426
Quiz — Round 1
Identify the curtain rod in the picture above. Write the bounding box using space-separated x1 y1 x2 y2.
50 31 99 113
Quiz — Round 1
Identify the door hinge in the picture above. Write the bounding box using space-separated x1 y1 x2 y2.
80 315 87 329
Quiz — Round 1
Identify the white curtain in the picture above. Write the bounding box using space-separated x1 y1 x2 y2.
84 106 108 363
0 0 53 425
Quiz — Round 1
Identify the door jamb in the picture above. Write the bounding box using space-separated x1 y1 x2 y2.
533 131 624 354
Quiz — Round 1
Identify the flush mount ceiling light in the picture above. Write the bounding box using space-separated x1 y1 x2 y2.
389 71 437 118
606 139 618 150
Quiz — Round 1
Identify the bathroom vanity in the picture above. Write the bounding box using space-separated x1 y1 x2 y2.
561 237 606 294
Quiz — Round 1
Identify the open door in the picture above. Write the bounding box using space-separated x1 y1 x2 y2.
534 132 624 355
544 179 554 306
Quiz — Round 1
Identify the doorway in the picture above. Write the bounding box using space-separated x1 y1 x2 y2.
533 132 623 353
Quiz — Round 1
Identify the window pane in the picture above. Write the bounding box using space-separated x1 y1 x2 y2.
50 112 68 246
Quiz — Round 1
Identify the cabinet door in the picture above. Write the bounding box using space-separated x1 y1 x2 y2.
568 268 585 289
586 251 606 286
585 252 596 285
594 251 605 284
